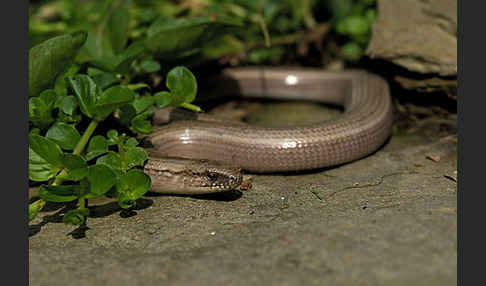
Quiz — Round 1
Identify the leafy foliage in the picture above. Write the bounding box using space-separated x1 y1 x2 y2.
145 15 243 60
328 0 377 61
28 2 202 227
30 0 377 67
29 31 87 97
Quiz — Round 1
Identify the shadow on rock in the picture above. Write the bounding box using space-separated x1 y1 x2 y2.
29 203 72 237
87 198 154 218
29 198 154 238
144 189 243 202
67 224 90 239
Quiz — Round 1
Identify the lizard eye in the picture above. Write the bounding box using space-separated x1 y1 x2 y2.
205 172 218 182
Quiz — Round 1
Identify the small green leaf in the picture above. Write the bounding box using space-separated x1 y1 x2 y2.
29 89 58 129
130 113 152 134
29 147 61 181
67 74 99 118
125 147 147 169
45 122 81 150
145 16 242 60
125 137 138 148
107 130 119 145
140 60 161 73
60 96 78 115
94 85 135 120
166 66 197 106
29 30 87 97
85 56 119 73
84 164 117 198
92 72 121 91
39 185 78 202
54 93 67 109
62 208 89 226
61 154 86 169
96 151 122 171
29 199 46 221
340 42 363 61
132 95 155 114
116 169 151 209
336 15 370 37
57 112 82 124
107 1 130 55
364 9 376 24
39 90 58 108
114 41 146 75
29 128 41 135
153 91 172 109
119 104 137 127
54 65 80 97
29 134 63 168
87 67 104 76
86 135 109 160
29 97 54 130
60 154 88 181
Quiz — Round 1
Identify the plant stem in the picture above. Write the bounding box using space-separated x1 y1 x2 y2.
118 135 127 172
179 103 203 113
73 120 99 155
78 197 86 209
257 0 271 47
52 119 99 186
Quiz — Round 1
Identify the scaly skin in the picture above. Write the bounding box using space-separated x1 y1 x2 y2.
145 67 393 193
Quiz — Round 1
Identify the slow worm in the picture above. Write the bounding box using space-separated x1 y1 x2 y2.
144 68 394 194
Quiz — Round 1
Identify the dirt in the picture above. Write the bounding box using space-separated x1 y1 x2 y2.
29 101 457 286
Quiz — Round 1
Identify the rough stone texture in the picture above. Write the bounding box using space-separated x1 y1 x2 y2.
394 76 457 97
367 0 457 77
29 102 457 286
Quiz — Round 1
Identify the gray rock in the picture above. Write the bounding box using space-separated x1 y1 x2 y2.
367 0 457 77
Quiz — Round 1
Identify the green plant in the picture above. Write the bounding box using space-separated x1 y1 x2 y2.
29 30 201 226
29 0 246 230
328 0 377 61
29 0 322 66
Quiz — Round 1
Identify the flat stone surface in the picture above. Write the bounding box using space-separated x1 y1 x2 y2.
29 102 457 286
